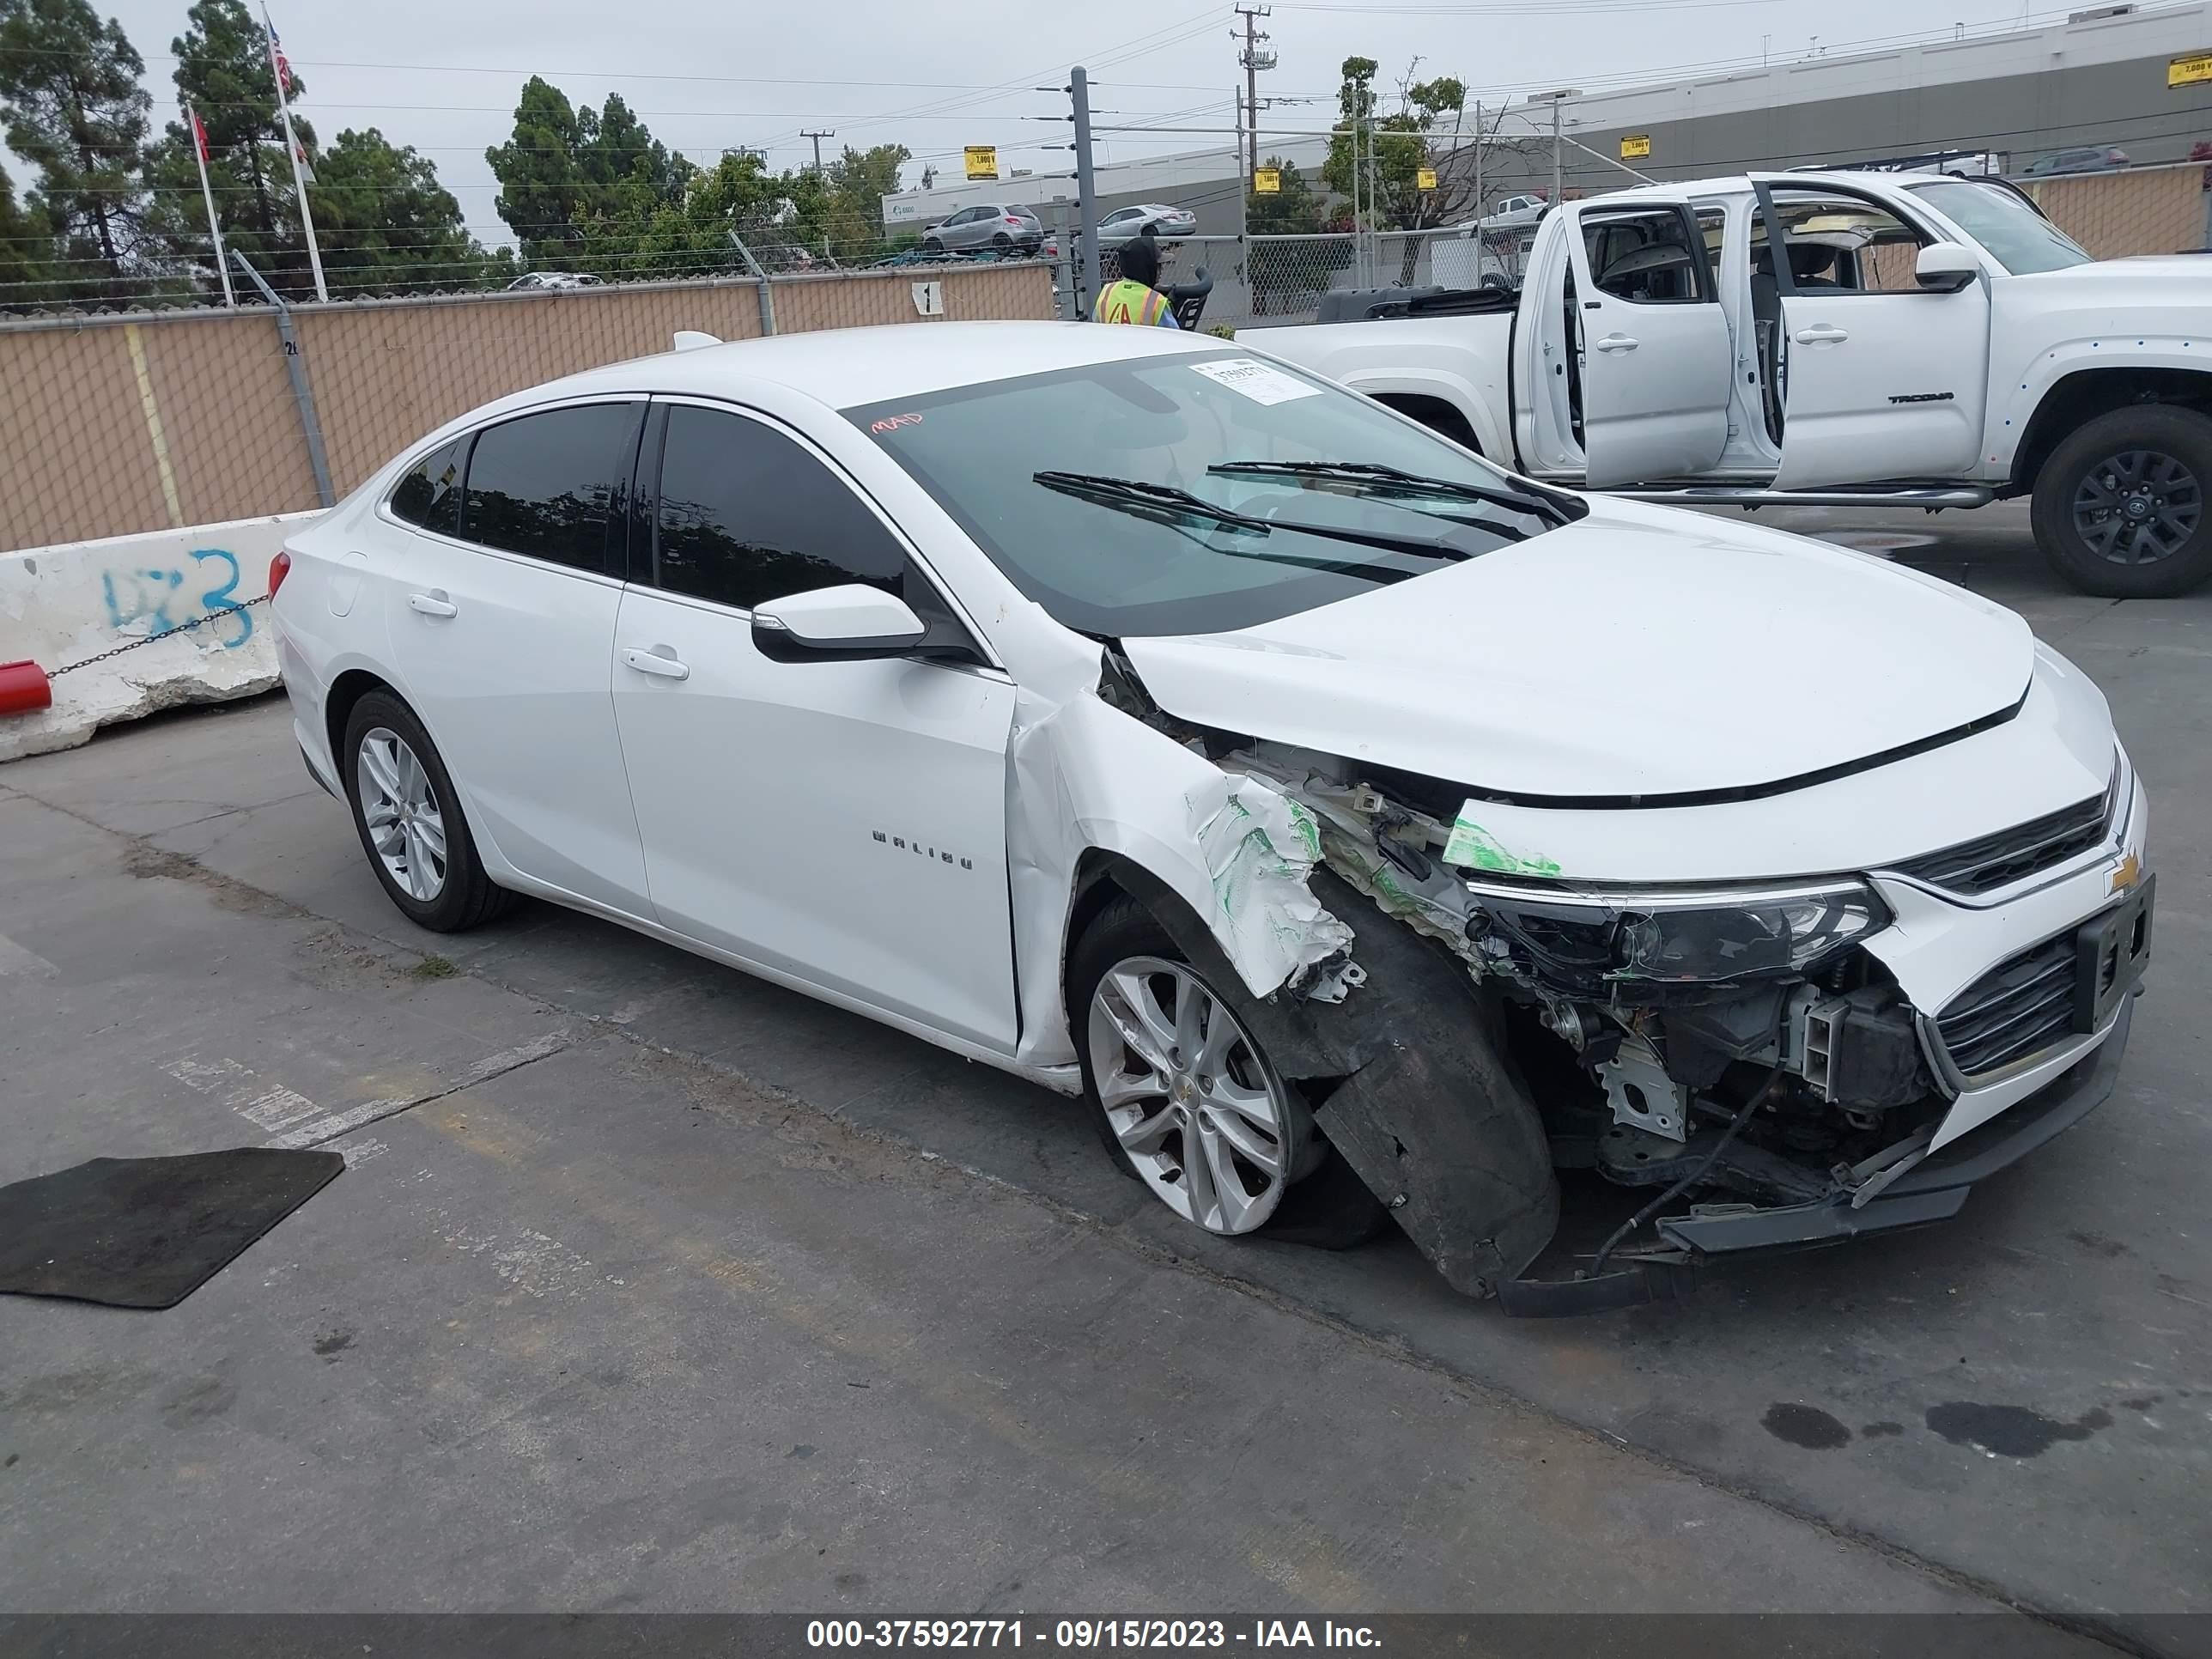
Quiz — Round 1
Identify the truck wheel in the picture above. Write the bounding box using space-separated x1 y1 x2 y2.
2033 405 2212 597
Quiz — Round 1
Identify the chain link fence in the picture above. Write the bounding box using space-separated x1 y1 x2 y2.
0 260 1054 553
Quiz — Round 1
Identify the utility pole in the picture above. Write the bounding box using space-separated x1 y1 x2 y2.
1472 99 1483 228
1552 97 1563 206
801 129 836 174
1234 3 1273 181
1071 65 1101 313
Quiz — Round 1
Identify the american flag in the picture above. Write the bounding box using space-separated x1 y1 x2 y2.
268 20 293 95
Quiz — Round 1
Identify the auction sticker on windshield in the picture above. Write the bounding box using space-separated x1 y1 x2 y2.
1188 359 1322 405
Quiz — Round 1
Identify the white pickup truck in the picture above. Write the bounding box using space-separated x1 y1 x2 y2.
1245 171 2212 596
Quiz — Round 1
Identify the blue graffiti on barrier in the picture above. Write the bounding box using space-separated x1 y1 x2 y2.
100 546 254 650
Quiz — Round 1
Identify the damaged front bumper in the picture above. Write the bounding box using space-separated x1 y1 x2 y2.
1498 994 2136 1315
1658 992 2133 1256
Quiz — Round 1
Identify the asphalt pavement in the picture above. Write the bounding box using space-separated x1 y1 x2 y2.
0 503 2204 1650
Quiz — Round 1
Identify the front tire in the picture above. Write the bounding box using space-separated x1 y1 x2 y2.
2033 404 2212 597
341 691 514 932
921 236 945 256
1070 896 1388 1249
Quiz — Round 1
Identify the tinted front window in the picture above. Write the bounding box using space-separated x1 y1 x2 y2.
850 354 1578 638
390 439 465 536
1910 179 2092 275
653 404 906 611
462 404 638 573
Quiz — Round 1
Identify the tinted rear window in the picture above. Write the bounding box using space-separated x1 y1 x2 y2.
462 404 640 573
390 439 465 537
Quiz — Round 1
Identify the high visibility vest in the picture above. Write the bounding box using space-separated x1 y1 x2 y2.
1092 278 1173 326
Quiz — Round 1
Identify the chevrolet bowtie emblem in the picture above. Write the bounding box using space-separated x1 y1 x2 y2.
2111 851 2142 893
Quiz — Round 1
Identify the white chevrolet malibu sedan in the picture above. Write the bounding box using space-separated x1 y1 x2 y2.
272 320 2152 1313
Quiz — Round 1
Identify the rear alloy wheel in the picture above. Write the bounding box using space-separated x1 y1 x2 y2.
991 231 1012 251
1085 952 1304 1235
2034 405 2212 597
341 690 514 933
357 727 447 902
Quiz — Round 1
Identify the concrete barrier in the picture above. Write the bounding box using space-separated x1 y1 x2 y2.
0 512 324 763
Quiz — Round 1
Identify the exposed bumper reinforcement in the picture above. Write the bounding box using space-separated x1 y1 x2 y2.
1498 996 2132 1315
1657 994 2132 1256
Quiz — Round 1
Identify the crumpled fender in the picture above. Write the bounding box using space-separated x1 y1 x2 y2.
1077 858 1559 1297
1007 686 1352 1070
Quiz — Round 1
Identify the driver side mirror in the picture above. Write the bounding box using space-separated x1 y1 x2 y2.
751 584 927 663
1915 241 1979 294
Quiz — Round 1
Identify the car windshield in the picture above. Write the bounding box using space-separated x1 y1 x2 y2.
847 353 1581 637
1910 179 2093 275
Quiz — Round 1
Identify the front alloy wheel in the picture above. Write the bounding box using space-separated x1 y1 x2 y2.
1086 955 1302 1234
2034 405 2212 597
2070 448 2202 567
356 726 447 902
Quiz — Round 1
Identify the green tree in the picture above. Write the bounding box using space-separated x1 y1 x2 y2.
313 126 502 295
141 0 317 296
485 76 587 268
826 142 908 253
1323 56 1471 283
0 161 58 306
489 81 697 274
1247 155 1326 234
1243 156 1349 315
0 0 155 295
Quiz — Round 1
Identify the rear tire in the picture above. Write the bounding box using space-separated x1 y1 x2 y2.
2033 404 2212 597
341 691 514 933
991 231 1012 251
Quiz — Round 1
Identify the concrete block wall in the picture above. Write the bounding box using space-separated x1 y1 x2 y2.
0 513 319 763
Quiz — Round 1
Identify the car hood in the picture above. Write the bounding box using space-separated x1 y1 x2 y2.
1119 498 2034 800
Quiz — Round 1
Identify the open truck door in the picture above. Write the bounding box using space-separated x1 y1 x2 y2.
1553 198 1735 489
1752 178 1991 491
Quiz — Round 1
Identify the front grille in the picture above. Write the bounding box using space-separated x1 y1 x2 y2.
1936 933 2078 1079
1893 789 2111 896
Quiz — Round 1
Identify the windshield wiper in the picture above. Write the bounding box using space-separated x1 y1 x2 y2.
1033 471 1474 563
1205 459 1567 526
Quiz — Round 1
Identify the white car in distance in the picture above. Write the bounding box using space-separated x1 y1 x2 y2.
271 321 2153 1313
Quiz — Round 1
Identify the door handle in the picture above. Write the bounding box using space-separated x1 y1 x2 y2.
1794 324 1850 344
1594 333 1639 353
621 646 690 682
407 590 457 618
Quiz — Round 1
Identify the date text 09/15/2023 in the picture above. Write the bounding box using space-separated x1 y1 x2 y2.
805 1621 1383 1650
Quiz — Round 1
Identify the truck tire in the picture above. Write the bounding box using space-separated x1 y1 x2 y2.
2033 404 2212 597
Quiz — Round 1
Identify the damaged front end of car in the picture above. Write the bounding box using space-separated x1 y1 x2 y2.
1231 739 1975 1312
1050 635 2142 1316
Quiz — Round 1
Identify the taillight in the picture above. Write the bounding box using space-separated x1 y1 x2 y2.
269 549 292 599
1006 216 1022 225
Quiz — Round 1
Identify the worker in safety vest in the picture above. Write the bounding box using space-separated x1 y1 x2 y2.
1091 234 1179 327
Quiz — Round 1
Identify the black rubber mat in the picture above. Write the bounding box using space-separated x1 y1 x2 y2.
0 1148 344 1310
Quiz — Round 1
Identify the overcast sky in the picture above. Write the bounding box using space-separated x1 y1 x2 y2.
30 0 2073 242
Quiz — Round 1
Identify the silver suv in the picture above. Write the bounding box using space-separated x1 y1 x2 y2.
921 204 1043 255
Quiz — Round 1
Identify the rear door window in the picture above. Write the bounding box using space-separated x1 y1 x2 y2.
389 439 466 537
461 403 641 574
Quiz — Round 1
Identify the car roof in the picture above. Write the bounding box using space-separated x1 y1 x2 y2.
515 319 1235 413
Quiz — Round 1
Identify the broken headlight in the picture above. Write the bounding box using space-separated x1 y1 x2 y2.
1468 879 1889 988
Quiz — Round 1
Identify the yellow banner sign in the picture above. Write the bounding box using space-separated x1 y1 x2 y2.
1416 167 1438 191
2169 52 2212 86
1621 133 1652 160
1253 167 1281 194
963 145 999 179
